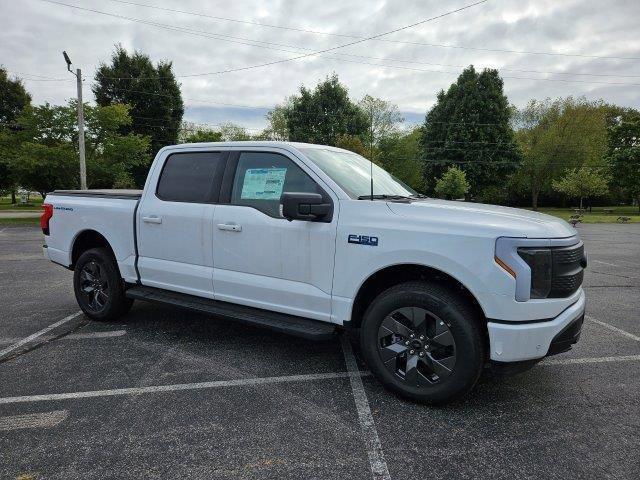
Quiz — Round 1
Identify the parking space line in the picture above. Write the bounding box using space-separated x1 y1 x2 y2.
0 371 371 405
0 311 84 360
0 330 128 345
586 315 640 342
65 330 127 339
544 354 640 365
592 259 620 267
0 410 68 431
340 335 391 480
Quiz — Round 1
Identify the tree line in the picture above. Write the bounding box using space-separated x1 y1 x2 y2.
1 46 638 211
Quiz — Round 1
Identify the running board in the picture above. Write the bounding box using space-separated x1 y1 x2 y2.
125 286 337 341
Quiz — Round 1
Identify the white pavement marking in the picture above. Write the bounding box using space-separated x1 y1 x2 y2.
340 335 391 480
543 354 640 365
0 371 371 405
0 311 84 360
0 410 68 431
66 330 127 339
0 330 127 345
592 259 620 268
586 315 640 342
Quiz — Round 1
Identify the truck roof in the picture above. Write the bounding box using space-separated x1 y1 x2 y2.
160 141 346 153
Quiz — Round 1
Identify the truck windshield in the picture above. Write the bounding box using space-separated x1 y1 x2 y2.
299 148 416 199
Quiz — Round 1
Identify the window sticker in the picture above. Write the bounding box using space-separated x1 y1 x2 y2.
240 168 287 200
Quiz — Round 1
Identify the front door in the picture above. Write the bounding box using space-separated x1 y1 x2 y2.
212 150 338 322
137 150 226 298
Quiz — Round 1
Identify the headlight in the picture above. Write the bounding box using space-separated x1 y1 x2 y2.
495 237 584 301
494 237 553 302
517 248 552 299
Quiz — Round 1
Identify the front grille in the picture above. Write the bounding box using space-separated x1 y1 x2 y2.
549 243 584 298
553 245 584 264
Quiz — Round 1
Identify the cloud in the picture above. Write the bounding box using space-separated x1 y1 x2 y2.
2 0 639 130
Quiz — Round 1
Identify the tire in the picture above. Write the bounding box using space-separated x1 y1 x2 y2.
73 247 133 321
359 281 484 405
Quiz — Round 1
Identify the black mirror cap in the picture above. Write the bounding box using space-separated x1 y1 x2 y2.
281 192 333 222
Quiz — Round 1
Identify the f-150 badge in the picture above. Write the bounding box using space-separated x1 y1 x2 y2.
348 234 378 246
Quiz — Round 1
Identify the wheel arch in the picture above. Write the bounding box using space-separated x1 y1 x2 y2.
70 229 116 268
348 263 488 334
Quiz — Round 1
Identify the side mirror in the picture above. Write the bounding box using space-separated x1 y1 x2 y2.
281 192 332 222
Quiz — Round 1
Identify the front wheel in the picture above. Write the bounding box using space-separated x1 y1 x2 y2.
360 281 484 404
73 247 133 321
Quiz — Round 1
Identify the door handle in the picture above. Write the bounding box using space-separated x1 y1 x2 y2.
142 215 162 224
217 223 242 232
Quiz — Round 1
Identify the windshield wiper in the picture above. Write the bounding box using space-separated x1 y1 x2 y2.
357 194 412 201
410 193 428 199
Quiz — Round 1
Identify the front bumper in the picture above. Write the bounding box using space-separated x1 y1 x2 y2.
487 289 586 362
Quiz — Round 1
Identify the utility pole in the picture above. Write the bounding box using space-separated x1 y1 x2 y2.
63 51 87 190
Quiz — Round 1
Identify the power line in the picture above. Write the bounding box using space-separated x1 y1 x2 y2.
103 0 640 62
39 1 640 87
41 0 489 78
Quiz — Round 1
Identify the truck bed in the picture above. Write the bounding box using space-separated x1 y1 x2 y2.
43 190 140 283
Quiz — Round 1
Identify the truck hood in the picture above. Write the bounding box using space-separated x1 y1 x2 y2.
386 198 577 239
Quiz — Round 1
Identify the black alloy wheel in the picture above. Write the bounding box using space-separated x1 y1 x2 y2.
377 307 456 387
359 281 484 404
73 247 133 321
79 260 110 313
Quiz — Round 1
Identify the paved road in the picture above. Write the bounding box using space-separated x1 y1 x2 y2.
0 211 40 218
0 224 639 479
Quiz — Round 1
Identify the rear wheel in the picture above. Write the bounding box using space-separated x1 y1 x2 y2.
73 247 133 321
359 281 484 404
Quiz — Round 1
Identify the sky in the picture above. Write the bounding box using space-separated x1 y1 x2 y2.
2 0 639 131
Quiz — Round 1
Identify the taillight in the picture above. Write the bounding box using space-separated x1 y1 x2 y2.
41 203 53 235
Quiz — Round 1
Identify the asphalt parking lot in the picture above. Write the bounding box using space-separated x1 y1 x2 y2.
1 224 639 480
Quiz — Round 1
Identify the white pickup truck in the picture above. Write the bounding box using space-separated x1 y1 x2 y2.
42 141 586 404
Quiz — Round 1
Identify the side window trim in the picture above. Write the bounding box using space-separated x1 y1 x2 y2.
155 150 229 204
219 150 239 204
220 150 333 220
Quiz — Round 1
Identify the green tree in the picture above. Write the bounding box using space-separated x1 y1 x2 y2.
262 99 292 141
0 68 32 202
15 102 149 195
513 97 612 210
183 128 223 143
219 122 252 141
552 166 610 210
377 127 424 191
434 165 470 200
335 134 368 157
358 95 403 160
0 68 31 125
421 66 520 199
93 45 183 184
285 74 368 145
607 109 640 212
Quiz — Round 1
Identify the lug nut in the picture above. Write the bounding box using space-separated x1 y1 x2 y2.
405 341 410 346
409 349 415 354
419 352 424 357
419 335 425 340
410 333 415 338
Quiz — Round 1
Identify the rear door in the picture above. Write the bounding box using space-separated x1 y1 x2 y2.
137 150 227 298
212 149 338 321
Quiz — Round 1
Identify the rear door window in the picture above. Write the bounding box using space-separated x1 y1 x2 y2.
156 152 224 203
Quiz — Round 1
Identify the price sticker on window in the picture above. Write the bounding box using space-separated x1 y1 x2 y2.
240 168 287 200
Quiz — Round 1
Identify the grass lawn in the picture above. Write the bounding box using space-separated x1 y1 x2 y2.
536 206 639 224
0 195 44 211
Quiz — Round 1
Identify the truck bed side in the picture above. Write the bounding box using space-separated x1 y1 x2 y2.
43 190 140 283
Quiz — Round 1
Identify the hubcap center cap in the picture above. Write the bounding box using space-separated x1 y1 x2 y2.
410 339 423 350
